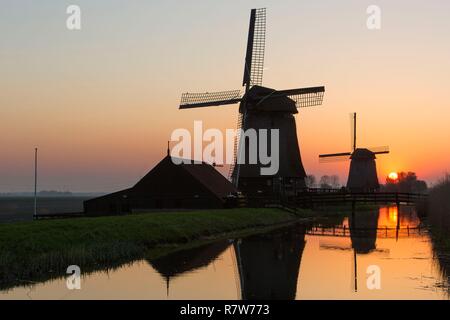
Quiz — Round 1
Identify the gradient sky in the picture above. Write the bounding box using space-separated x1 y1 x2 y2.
1 0 450 192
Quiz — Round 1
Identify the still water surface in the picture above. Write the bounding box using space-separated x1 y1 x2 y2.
1 206 449 300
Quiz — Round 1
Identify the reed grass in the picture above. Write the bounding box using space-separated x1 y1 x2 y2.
428 174 450 249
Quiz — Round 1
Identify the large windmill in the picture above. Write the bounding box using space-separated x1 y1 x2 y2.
179 8 325 195
319 113 390 192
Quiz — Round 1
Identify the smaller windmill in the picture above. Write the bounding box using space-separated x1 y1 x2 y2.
319 113 389 192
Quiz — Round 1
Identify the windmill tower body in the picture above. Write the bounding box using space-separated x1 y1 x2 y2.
347 148 380 192
179 8 325 196
320 113 389 193
231 86 307 194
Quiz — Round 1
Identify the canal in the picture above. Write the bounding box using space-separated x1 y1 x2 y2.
1 205 449 299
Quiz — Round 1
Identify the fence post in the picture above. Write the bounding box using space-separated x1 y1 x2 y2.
351 200 356 229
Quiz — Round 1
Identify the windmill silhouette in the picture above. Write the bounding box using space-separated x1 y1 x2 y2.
319 113 389 192
179 8 325 195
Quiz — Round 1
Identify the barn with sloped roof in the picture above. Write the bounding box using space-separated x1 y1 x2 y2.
84 155 237 214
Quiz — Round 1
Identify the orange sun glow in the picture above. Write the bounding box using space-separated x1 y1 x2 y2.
388 172 399 180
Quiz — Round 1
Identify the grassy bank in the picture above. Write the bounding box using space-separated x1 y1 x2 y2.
430 228 450 251
429 176 450 230
0 208 310 289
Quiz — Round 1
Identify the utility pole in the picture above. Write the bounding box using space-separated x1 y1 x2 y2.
34 147 38 220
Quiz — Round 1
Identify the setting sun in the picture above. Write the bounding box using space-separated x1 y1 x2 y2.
389 172 399 180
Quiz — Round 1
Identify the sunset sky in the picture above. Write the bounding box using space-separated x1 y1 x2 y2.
1 0 450 192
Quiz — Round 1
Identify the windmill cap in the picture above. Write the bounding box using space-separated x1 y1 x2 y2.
240 85 298 114
350 148 376 160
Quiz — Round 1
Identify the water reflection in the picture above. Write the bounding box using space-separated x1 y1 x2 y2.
346 205 424 292
234 227 306 300
147 241 230 296
1 206 450 300
147 227 307 300
348 209 379 254
378 205 421 229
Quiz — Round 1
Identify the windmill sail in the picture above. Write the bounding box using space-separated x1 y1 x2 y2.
179 90 242 109
228 114 243 179
178 8 325 192
350 112 356 152
319 152 352 163
242 8 266 88
267 86 325 108
319 112 389 166
368 146 390 155
233 8 266 184
248 86 325 111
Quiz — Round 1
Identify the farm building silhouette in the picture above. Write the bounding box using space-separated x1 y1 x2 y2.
84 155 237 214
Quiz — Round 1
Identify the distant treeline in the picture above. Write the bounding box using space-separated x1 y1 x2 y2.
305 175 341 189
382 172 428 194
305 171 429 193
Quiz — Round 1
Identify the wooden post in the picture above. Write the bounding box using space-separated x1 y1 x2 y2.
33 148 38 220
351 200 356 229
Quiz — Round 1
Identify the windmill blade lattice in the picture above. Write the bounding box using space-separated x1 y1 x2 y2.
254 86 325 108
286 88 325 108
243 8 266 88
179 90 242 109
368 146 390 154
319 152 352 163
